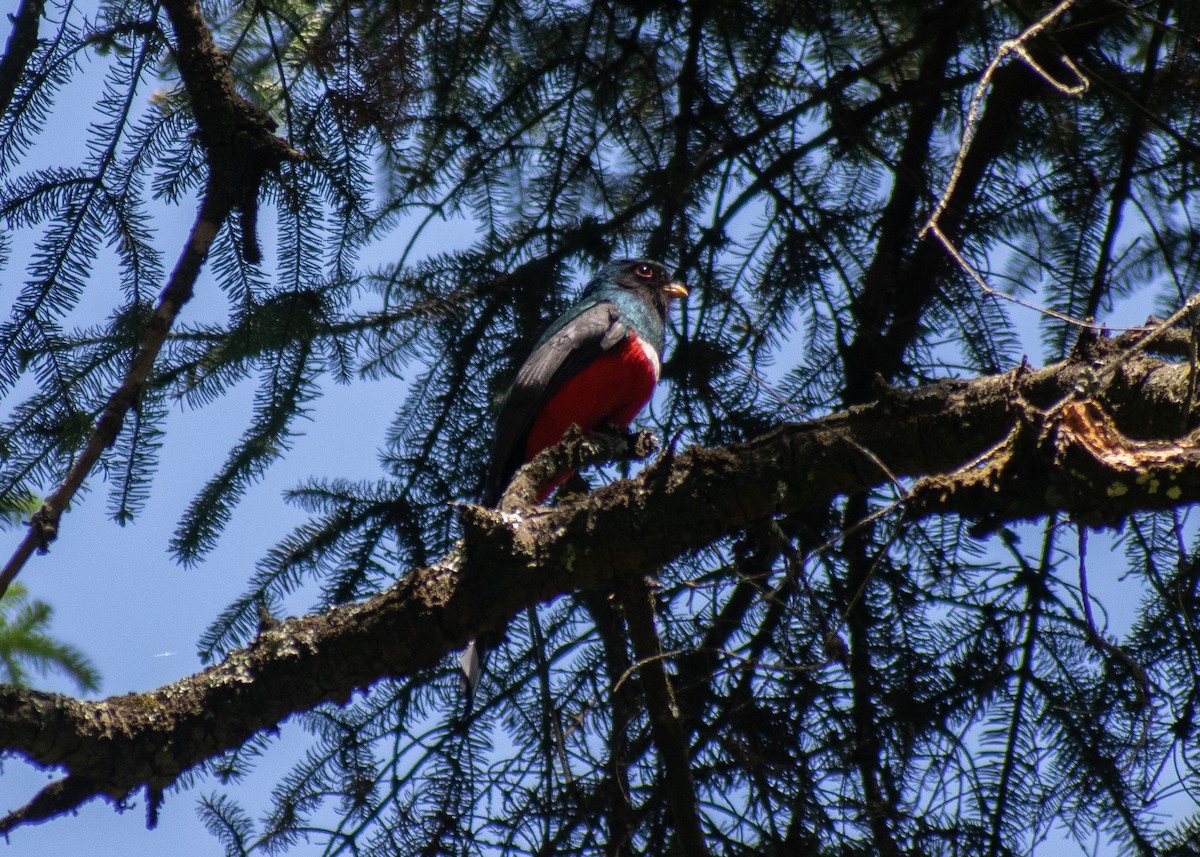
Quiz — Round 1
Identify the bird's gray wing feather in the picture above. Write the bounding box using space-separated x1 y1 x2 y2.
484 301 625 504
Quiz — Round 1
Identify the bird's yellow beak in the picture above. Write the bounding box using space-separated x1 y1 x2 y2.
662 281 689 299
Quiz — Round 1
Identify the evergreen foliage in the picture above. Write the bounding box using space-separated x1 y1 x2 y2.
0 581 100 692
3 0 1200 853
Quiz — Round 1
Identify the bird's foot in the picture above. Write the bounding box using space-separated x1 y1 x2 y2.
591 424 659 459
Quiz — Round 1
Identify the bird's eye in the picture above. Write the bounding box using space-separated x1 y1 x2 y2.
635 264 654 279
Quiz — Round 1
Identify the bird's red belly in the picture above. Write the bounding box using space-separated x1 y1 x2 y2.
524 333 659 486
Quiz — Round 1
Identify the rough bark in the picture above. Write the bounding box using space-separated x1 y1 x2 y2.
2 333 1199 830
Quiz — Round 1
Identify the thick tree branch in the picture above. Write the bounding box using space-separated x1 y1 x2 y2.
498 426 659 511
2 340 1199 831
0 0 46 119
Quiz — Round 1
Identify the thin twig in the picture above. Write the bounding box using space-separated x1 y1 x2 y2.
920 0 1117 335
611 648 686 696
925 222 1154 334
922 0 1087 237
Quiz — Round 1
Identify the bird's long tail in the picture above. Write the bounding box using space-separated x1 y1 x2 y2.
457 609 554 721
458 638 485 709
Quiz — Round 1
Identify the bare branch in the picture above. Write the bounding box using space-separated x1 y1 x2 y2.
921 0 1101 332
923 0 1087 236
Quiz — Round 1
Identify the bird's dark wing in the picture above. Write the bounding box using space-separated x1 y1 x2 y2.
484 301 626 504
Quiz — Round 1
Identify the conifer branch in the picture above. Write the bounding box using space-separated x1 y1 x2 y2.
0 0 304 598
0 1 1188 848
0 197 227 598
1 339 1199 833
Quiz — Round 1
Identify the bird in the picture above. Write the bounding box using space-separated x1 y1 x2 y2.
459 257 688 700
482 257 689 506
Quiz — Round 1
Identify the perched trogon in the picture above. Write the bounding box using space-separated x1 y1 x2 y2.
460 257 688 698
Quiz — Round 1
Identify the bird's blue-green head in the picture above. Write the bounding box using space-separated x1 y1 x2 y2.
578 258 688 350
